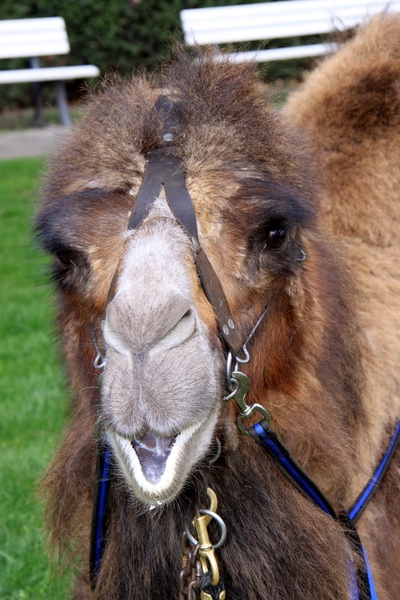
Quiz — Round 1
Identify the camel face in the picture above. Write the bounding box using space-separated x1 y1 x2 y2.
101 196 224 505
98 161 311 505
36 83 315 509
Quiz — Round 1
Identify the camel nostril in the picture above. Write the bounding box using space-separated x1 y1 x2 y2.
103 291 196 355
181 309 192 322
156 307 196 352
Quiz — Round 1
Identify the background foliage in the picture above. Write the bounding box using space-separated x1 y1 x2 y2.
0 0 317 111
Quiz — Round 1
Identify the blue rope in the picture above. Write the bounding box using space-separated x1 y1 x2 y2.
91 441 112 585
94 446 111 577
248 420 400 600
252 422 336 518
349 422 400 523
363 545 379 600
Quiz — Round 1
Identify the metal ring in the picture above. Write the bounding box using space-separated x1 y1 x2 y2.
226 351 234 380
209 438 222 465
237 403 271 436
199 509 227 549
298 248 307 262
185 524 198 548
224 377 239 401
94 352 106 369
235 345 250 364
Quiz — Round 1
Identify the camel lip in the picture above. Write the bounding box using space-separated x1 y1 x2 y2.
107 418 207 504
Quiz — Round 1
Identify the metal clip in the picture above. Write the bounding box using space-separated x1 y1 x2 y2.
201 589 226 600
229 371 271 436
185 488 227 591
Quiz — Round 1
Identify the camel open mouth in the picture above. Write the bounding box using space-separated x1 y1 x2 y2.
131 433 176 484
107 418 210 505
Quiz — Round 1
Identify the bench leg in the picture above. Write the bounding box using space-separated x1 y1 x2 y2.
55 81 71 126
30 57 46 127
32 82 46 127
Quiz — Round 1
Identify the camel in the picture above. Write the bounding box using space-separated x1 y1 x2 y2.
36 13 400 599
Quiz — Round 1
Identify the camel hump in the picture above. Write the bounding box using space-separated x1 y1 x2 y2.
284 13 400 246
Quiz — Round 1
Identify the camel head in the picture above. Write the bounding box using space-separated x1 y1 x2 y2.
37 56 343 510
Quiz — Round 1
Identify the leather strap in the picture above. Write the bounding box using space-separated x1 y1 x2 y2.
125 98 244 355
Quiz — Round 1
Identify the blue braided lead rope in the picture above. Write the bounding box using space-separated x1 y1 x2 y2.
248 419 392 600
363 545 379 600
90 439 112 589
251 421 337 517
347 421 400 600
349 422 400 524
248 419 400 600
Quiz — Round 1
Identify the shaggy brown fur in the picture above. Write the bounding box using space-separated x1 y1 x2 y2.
284 14 400 598
37 15 400 600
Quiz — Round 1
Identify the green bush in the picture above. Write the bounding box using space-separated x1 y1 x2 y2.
0 0 315 111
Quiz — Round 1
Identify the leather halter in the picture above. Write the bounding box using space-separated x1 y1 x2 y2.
125 96 243 356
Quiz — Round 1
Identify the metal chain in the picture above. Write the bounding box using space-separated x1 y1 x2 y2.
180 534 201 600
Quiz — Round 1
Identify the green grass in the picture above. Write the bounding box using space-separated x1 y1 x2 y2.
0 158 72 598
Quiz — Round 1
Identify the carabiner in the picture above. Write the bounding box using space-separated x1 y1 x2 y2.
185 489 227 588
228 371 271 436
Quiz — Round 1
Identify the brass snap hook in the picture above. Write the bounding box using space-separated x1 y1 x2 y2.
228 371 271 435
185 488 227 588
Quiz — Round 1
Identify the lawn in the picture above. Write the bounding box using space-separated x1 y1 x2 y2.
0 158 72 599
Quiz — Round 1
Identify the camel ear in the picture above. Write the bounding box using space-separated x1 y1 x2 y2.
35 189 98 252
35 199 87 289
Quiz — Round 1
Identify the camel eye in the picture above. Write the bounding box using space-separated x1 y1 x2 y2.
265 228 286 250
50 244 89 291
54 248 79 270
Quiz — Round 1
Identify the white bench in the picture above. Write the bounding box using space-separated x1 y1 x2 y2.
0 17 100 125
180 0 400 63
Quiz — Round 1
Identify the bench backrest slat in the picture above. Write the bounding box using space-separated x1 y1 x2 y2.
181 0 400 45
0 17 70 59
